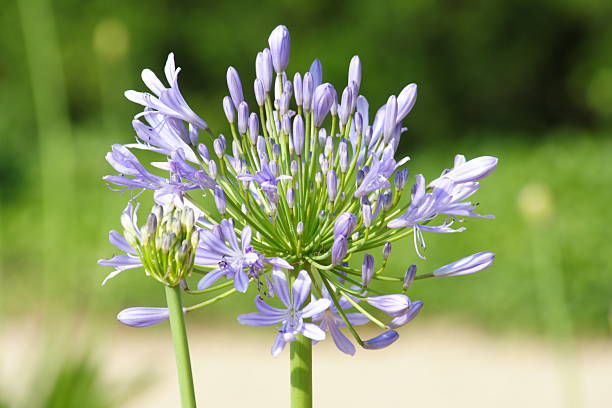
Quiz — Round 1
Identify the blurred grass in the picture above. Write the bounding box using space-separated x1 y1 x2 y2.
1 126 611 335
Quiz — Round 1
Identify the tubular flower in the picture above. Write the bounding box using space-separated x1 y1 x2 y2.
101 25 497 354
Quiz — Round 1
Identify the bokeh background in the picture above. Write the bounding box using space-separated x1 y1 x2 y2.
1 0 612 407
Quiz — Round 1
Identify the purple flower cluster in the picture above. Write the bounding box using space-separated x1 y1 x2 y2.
100 25 498 355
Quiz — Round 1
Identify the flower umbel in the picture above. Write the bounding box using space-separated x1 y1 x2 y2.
101 25 498 358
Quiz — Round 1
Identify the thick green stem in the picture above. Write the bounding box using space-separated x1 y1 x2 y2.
165 285 197 408
290 334 312 408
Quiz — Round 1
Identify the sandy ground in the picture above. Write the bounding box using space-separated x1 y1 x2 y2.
2 318 611 407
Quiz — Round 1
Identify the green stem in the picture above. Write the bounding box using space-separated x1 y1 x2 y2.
165 285 197 408
290 334 312 408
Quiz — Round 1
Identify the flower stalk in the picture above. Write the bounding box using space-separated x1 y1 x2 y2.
165 284 197 408
290 334 313 408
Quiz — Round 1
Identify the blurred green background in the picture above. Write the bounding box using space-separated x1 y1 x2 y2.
1 0 612 406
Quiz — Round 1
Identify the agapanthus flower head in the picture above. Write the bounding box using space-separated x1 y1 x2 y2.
102 24 498 355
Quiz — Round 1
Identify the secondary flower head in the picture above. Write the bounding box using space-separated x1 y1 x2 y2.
101 24 498 355
99 203 199 287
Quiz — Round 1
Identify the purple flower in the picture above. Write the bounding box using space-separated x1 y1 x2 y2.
311 288 369 355
432 155 498 185
268 25 290 73
124 53 208 130
354 146 409 197
117 307 171 328
362 330 400 350
238 162 291 193
98 203 143 285
387 175 465 258
195 220 267 293
433 252 495 277
128 114 197 162
238 269 331 356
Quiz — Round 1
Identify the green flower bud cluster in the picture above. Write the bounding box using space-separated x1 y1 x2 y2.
122 204 199 286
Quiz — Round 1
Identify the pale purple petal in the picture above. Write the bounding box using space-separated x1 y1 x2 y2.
328 323 356 355
272 268 291 307
237 312 285 327
301 299 332 319
301 323 326 341
197 269 226 290
271 332 287 357
291 270 312 309
388 300 424 329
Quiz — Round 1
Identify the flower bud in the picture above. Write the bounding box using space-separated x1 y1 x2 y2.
290 160 298 176
213 135 226 158
281 114 291 136
348 55 361 93
286 187 295 209
331 235 348 265
280 90 290 116
254 78 265 107
384 95 398 143
237 101 249 134
381 190 393 211
339 86 353 126
432 252 495 277
226 66 244 107
223 96 235 123
303 72 313 111
208 160 217 179
339 141 348 173
394 168 409 190
362 254 374 287
356 169 365 186
333 212 357 238
249 113 259 145
256 49 273 92
292 115 304 155
296 221 304 235
397 83 417 122
214 185 227 215
383 241 392 260
117 307 171 328
327 170 338 202
362 198 372 227
313 83 335 127
293 72 303 106
198 143 210 161
272 144 281 157
309 58 322 88
403 264 416 291
315 171 322 185
363 330 399 350
268 25 290 73
354 112 363 135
